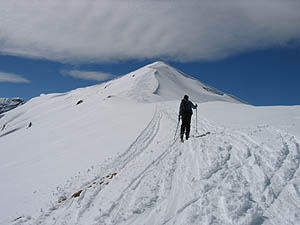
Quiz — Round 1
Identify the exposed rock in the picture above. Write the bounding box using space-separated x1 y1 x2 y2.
0 98 25 114
76 100 83 105
71 190 83 198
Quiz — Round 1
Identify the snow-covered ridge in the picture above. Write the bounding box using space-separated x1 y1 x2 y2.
147 61 245 103
108 61 244 103
0 98 24 114
65 61 244 104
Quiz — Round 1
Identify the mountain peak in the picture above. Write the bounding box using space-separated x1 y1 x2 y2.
146 61 169 68
102 62 244 104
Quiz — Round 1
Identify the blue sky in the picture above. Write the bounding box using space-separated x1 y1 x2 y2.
1 48 299 106
1 0 300 106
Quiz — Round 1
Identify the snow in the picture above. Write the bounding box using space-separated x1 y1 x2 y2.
0 94 154 225
0 62 299 225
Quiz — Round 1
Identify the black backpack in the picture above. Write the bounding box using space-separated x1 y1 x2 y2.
181 100 191 114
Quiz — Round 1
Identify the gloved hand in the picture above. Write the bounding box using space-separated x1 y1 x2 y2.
178 115 181 120
195 104 198 108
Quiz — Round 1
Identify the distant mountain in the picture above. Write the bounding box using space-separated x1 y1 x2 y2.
0 98 24 114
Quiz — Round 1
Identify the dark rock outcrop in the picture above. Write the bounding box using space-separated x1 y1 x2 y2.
0 98 25 114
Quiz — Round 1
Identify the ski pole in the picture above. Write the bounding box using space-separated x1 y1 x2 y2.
196 107 198 134
174 116 180 140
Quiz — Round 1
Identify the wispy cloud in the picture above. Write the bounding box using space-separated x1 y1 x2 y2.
0 0 300 62
62 70 115 81
0 72 30 83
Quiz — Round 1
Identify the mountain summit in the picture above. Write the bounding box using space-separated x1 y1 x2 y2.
95 61 243 103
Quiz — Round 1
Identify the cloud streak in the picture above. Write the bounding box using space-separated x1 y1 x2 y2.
0 0 300 62
62 70 115 81
0 72 30 83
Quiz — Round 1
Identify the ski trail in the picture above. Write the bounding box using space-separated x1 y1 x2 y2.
90 104 184 225
16 105 162 225
15 102 300 225
161 120 300 225
19 103 183 225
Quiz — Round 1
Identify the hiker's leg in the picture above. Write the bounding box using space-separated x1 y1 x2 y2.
186 115 192 138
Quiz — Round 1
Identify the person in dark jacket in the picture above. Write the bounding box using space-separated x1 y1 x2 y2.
179 95 197 142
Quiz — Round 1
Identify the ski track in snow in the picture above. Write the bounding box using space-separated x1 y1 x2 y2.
14 103 300 225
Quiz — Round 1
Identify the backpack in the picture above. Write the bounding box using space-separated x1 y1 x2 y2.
181 100 191 115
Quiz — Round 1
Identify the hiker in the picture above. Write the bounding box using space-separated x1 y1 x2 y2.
179 95 197 142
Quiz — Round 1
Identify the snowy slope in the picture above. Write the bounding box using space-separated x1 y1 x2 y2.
0 93 154 225
148 62 244 103
93 61 244 103
0 62 299 225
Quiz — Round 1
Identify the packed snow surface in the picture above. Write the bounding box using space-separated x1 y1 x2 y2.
0 62 299 225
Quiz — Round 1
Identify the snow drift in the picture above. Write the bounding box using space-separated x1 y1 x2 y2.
0 62 299 225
